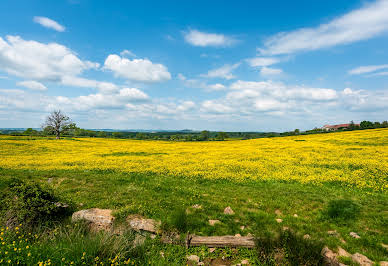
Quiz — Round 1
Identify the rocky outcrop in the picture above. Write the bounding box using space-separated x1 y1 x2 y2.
127 214 161 233
72 208 115 232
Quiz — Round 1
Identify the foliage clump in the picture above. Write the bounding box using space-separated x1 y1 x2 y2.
0 178 73 228
255 230 324 265
325 199 360 220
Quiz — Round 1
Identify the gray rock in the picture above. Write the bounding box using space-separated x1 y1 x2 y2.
241 259 249 265
209 219 221 226
321 246 339 265
349 232 360 239
337 247 351 258
224 206 235 215
127 214 161 233
72 208 115 232
351 253 373 265
187 255 200 263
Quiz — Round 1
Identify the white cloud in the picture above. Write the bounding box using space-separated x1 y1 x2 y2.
201 100 234 114
367 71 388 76
207 83 226 91
56 88 149 111
177 73 186 80
260 67 283 76
230 80 337 101
348 64 388 75
177 101 196 111
17 80 47 91
60 76 118 93
33 16 65 32
0 35 99 81
246 57 280 67
201 63 240 80
259 0 388 55
183 29 237 47
104 54 171 82
120 49 136 57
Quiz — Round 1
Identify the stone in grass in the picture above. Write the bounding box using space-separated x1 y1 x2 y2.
276 218 283 223
209 219 221 226
303 234 311 239
275 209 282 216
127 214 161 233
327 230 338 236
224 206 235 215
351 253 373 266
240 225 245 230
187 255 200 263
382 243 388 251
349 232 360 239
241 259 249 265
209 248 216 253
192 204 202 209
321 246 339 265
72 208 115 232
337 247 351 258
293 214 298 217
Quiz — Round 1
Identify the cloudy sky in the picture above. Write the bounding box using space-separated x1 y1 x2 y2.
1 0 388 131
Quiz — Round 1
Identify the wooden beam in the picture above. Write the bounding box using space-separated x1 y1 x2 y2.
187 235 256 248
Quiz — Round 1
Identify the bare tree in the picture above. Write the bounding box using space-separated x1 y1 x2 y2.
43 110 71 139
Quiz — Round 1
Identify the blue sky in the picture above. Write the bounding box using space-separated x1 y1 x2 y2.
0 0 387 131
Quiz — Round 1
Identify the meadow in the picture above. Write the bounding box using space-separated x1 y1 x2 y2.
0 128 387 265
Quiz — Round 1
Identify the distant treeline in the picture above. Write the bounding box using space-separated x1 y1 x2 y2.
1 120 387 141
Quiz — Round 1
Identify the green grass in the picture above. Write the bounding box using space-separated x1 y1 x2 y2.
0 168 387 264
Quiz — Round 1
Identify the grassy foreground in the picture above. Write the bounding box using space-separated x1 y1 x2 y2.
0 129 387 264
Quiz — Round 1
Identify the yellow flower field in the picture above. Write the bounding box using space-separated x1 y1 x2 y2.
0 128 387 191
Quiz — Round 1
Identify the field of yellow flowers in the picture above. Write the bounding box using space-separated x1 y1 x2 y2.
0 128 387 191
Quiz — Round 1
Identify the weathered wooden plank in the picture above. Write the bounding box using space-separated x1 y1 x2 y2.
187 235 256 248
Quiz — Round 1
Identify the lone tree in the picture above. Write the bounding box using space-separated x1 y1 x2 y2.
43 110 72 139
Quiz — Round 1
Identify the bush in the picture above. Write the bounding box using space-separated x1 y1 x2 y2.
0 178 73 228
255 230 324 265
170 208 188 233
326 199 360 220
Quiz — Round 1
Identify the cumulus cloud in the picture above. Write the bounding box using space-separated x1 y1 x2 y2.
246 57 280 67
183 29 237 47
120 49 136 57
201 63 240 80
104 54 171 82
260 67 283 76
17 80 47 91
33 16 66 32
207 83 226 91
0 35 99 81
348 64 388 75
198 80 342 118
259 0 388 55
60 76 118 93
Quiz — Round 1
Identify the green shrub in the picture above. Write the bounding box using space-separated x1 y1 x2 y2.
0 178 73 228
255 230 324 265
170 208 188 233
326 199 360 220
